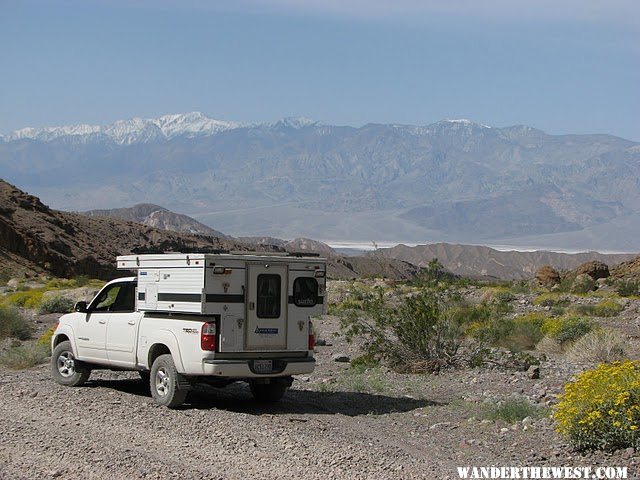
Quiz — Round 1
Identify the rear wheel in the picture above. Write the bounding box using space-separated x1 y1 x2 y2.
150 354 188 408
51 341 91 387
250 379 289 403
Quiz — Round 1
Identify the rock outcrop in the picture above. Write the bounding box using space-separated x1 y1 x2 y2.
574 260 609 280
535 265 560 286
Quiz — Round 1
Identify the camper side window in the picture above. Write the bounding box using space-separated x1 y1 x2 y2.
257 274 281 318
293 277 318 307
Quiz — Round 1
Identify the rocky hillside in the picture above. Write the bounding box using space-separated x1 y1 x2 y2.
374 243 636 280
85 204 227 238
611 256 640 279
0 180 416 281
0 180 246 279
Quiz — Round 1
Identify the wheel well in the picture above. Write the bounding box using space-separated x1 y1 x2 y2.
148 343 171 368
53 334 69 347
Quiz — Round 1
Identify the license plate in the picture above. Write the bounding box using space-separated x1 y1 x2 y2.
253 359 273 374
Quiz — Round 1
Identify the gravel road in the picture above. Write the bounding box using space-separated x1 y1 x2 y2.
0 314 638 480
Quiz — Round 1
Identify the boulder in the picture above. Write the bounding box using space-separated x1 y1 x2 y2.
535 265 560 286
575 261 609 280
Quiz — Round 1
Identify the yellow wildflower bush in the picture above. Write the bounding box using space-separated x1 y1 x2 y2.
554 360 640 451
2 289 44 309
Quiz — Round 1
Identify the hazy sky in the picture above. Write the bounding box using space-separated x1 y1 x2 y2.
1 0 638 140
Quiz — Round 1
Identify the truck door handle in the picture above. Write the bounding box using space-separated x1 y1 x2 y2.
128 320 136 325
249 302 255 310
98 320 106 324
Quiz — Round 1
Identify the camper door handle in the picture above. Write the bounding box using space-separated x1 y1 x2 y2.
249 302 255 310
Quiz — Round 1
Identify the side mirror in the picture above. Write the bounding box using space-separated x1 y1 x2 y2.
75 301 88 313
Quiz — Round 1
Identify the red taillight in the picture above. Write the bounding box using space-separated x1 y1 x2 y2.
201 321 216 351
308 320 315 350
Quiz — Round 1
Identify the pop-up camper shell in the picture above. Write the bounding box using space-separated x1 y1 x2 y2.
117 252 326 353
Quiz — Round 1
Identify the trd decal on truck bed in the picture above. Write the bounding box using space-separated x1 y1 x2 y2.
254 327 279 335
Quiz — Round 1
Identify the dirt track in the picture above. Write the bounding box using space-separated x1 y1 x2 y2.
0 314 638 480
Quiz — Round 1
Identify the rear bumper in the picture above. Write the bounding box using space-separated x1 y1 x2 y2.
201 357 315 378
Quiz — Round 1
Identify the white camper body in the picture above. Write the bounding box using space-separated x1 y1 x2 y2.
51 252 325 408
117 253 326 353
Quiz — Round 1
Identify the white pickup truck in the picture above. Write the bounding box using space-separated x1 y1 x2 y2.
51 253 325 408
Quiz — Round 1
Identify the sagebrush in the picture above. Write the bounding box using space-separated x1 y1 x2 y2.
0 305 32 340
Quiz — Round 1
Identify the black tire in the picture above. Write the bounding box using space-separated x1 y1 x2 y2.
250 379 288 403
51 340 91 387
150 354 188 408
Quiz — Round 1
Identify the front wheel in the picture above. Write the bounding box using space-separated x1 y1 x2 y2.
150 354 188 408
250 379 289 403
51 341 91 387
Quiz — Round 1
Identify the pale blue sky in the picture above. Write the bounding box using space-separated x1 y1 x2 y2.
1 0 638 140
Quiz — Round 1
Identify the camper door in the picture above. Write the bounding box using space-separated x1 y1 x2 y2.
245 264 287 350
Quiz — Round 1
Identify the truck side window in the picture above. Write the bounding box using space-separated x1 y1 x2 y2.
92 283 136 312
293 277 318 307
111 283 136 312
92 284 121 312
257 274 281 318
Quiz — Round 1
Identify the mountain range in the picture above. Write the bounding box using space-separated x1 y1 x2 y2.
2 112 639 251
373 243 636 280
78 202 638 281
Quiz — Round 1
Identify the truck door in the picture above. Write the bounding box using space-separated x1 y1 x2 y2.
105 281 139 366
75 282 124 363
245 264 287 350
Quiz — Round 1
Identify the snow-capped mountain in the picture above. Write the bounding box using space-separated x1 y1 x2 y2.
0 114 500 145
0 112 244 145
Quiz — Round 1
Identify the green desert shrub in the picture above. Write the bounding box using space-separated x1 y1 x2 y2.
571 275 597 294
509 281 534 295
533 293 570 308
0 342 49 370
593 299 624 317
505 313 547 351
571 304 597 316
45 278 79 290
0 305 32 340
554 360 640 451
484 398 548 424
572 300 623 318
38 296 75 314
492 290 515 304
613 279 640 297
340 288 468 372
469 312 547 352
541 316 595 346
